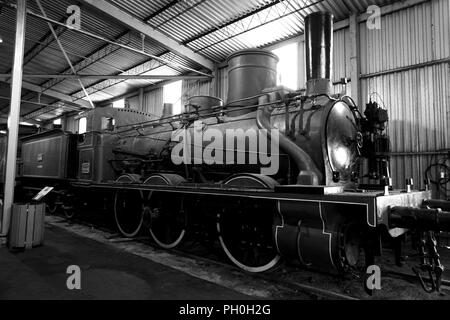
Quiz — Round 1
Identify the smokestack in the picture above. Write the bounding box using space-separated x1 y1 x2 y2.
304 12 334 96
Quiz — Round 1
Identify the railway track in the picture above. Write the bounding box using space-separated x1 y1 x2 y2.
384 270 450 294
47 213 450 300
169 245 360 300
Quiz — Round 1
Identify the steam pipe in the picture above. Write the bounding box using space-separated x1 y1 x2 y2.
389 206 450 232
256 91 322 185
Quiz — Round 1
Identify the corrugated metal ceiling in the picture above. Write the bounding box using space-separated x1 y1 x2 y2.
0 0 398 123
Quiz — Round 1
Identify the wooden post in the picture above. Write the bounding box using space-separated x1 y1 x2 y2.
1 0 27 242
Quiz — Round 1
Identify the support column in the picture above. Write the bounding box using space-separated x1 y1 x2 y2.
211 67 217 97
62 113 68 131
1 0 27 242
139 88 144 111
349 13 362 108
297 38 306 90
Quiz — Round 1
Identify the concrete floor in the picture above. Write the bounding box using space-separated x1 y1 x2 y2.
0 224 251 300
5 216 447 300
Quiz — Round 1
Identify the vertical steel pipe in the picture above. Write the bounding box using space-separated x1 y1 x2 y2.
1 0 27 239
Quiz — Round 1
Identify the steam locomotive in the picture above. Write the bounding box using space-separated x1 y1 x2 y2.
6 12 450 292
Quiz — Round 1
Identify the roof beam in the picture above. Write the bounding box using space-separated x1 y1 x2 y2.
0 114 42 126
0 79 93 109
181 0 282 45
71 55 175 99
0 74 211 80
0 95 79 117
79 0 216 71
38 0 182 92
39 32 131 91
146 0 180 21
21 81 92 108
21 82 92 108
192 0 325 55
21 104 78 120
35 0 95 108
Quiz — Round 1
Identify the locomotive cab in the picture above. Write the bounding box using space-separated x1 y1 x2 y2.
75 107 155 183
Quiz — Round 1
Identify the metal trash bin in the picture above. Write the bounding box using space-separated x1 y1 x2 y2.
9 203 45 249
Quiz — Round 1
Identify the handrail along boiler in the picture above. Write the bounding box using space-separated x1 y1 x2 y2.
14 12 450 293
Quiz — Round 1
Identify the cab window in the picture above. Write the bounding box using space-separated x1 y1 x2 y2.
78 117 87 134
101 117 116 131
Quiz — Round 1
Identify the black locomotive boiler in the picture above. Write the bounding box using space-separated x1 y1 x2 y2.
13 12 450 292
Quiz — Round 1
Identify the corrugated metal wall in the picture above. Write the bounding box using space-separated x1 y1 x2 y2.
122 80 214 117
359 0 450 189
63 115 79 133
361 64 449 189
360 0 449 75
127 87 164 118
181 80 214 107
127 95 140 111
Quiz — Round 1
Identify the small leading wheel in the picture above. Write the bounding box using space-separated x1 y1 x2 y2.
63 206 76 220
46 193 63 215
46 200 59 215
217 174 281 273
144 174 187 249
62 193 77 220
114 174 144 238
